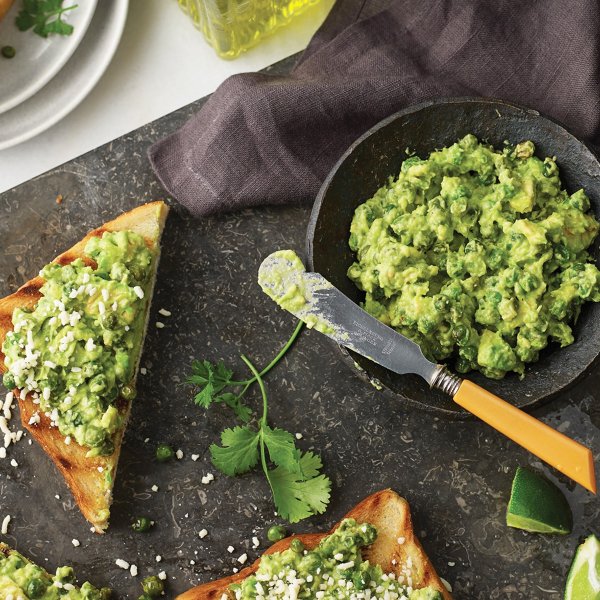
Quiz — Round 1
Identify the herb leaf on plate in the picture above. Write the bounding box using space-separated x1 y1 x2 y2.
16 0 78 38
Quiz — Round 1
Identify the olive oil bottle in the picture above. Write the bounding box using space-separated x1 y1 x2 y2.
178 0 323 59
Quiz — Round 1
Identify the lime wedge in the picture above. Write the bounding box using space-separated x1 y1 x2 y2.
506 467 572 534
565 535 600 600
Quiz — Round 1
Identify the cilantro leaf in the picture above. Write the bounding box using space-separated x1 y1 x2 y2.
268 452 331 524
262 425 303 476
210 426 260 476
16 1 80 39
188 360 235 409
216 392 252 422
15 11 35 30
43 17 73 36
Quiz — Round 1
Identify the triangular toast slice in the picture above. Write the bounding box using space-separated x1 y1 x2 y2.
177 489 452 599
0 542 109 596
0 201 169 532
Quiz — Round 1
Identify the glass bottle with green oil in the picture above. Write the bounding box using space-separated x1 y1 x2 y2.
178 0 323 59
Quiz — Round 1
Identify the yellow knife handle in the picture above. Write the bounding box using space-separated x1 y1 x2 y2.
454 379 597 493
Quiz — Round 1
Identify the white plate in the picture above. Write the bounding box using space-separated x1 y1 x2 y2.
0 0 128 150
0 0 98 114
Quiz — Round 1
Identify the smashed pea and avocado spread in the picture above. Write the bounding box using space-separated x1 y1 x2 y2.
231 518 442 599
348 135 600 378
0 546 110 599
2 230 154 456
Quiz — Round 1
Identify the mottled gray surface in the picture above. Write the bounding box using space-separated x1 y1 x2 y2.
0 56 599 600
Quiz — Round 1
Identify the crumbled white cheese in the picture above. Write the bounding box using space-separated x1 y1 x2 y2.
227 546 234 553
151 485 159 492
199 529 208 539
130 564 138 577
155 321 165 329
191 454 199 461
295 432 303 440
1 515 11 534
133 286 144 299
441 577 453 592
115 559 129 570
158 308 171 317
237 553 248 565
175 449 183 460
158 571 167 581
156 555 162 562
201 472 215 485
71 539 80 547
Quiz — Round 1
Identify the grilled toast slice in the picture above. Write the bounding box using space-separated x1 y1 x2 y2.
177 489 452 599
0 201 169 532
0 542 109 596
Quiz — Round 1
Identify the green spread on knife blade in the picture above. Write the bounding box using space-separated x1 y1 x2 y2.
258 250 338 335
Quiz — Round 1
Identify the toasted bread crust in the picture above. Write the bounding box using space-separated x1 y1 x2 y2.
0 201 169 532
177 489 452 599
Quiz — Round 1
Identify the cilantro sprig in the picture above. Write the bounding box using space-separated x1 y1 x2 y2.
16 0 78 38
187 321 304 422
187 322 332 523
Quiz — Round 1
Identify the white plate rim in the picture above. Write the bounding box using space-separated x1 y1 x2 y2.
0 0 129 151
0 0 99 114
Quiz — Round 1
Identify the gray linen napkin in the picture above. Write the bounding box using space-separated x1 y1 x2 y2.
149 0 600 217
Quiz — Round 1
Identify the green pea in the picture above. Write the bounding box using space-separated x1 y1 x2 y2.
352 570 370 590
131 516 153 533
26 578 47 598
99 438 115 456
267 525 286 542
120 384 136 401
84 426 106 447
141 575 164 596
100 313 117 329
155 444 175 462
1 46 16 59
2 372 15 390
290 538 304 553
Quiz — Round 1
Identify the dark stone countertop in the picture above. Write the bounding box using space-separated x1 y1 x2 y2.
0 56 599 600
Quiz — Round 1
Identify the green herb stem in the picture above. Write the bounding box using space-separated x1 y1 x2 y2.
240 354 274 494
230 321 303 386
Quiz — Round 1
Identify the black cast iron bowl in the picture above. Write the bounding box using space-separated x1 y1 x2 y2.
306 97 600 417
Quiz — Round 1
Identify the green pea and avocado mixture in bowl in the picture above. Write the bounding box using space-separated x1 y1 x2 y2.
347 134 600 379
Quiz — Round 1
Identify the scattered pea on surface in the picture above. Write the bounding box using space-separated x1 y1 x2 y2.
131 516 153 533
141 575 164 596
267 525 286 542
155 443 175 461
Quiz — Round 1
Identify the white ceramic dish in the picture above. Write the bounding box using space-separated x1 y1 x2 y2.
0 0 98 114
0 0 128 150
